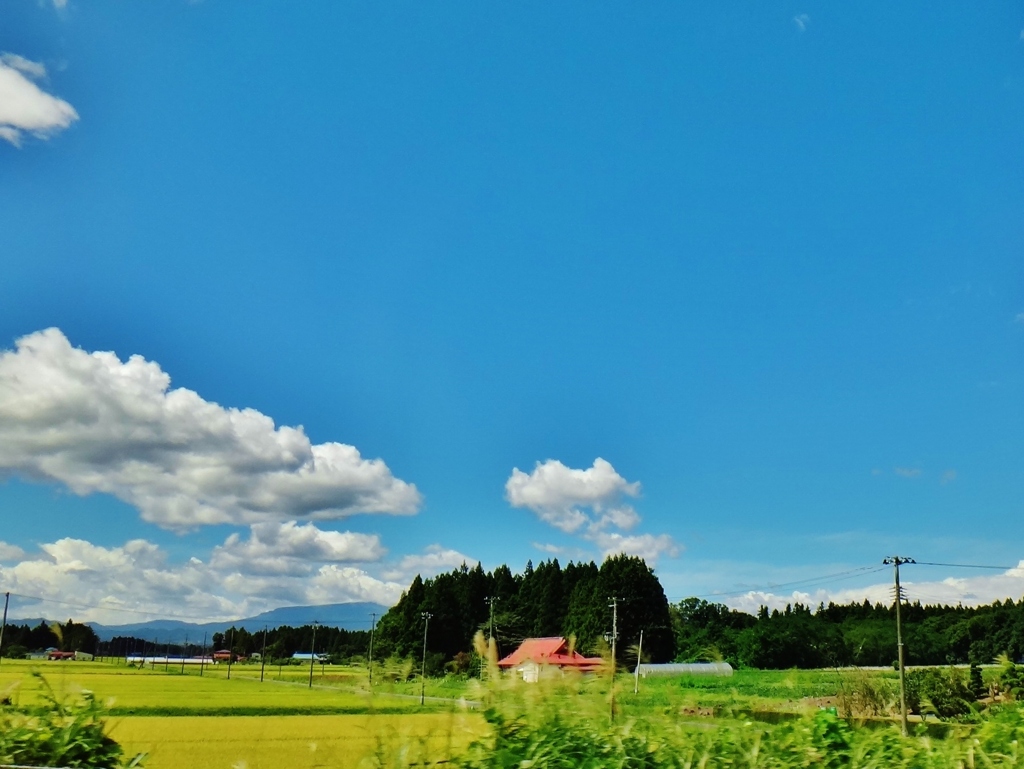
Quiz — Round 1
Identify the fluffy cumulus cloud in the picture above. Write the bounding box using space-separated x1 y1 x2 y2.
0 541 27 562
0 524 414 623
0 329 421 529
0 53 78 146
506 458 678 561
724 562 1024 616
209 522 386 576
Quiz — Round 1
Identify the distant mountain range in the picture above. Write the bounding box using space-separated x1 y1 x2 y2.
9 602 388 643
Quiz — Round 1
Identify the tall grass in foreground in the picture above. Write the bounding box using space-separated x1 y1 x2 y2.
443 698 1024 769
0 673 145 768
365 637 1024 769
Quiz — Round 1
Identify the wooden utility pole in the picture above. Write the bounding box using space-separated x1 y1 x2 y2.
420 612 432 705
884 556 915 736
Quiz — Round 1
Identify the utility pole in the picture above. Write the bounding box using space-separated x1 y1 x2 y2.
0 591 9 671
226 629 234 680
260 626 267 683
486 596 497 642
420 612 432 706
884 556 915 736
484 596 498 677
368 613 377 686
308 622 318 689
634 629 644 695
200 632 207 677
181 633 188 675
609 597 619 722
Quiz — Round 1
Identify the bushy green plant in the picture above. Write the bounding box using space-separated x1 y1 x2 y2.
904 667 974 719
0 674 144 768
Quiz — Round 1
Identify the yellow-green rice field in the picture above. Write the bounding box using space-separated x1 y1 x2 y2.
0 659 483 768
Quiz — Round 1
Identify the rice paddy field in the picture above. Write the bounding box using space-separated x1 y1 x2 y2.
0 659 1012 769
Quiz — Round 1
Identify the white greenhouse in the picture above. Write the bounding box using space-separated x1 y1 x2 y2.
634 662 733 677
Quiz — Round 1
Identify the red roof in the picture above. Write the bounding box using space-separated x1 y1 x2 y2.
497 637 604 670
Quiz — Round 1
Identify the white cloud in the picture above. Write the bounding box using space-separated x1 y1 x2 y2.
1 530 406 624
0 53 78 146
894 466 922 479
589 531 679 561
793 14 810 32
0 328 421 529
0 541 26 562
506 458 640 534
381 544 474 582
507 458 678 562
724 562 1024 616
210 522 386 576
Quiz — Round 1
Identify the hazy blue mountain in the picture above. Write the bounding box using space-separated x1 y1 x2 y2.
25 602 390 643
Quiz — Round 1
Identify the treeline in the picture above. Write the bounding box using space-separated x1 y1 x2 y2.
372 554 675 666
0 620 99 658
102 625 370 663
674 597 1024 668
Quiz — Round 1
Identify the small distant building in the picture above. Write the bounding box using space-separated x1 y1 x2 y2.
74 651 94 661
497 637 604 683
212 649 235 662
46 650 76 661
634 662 734 678
291 652 328 664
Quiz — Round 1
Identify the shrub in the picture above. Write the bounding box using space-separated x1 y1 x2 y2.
904 667 973 719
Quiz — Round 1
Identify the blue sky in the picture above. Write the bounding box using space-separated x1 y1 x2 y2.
1 1 1023 624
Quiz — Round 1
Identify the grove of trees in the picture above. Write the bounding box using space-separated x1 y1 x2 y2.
372 554 676 666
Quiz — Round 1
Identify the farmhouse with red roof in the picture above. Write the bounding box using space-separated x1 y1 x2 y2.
497 637 605 682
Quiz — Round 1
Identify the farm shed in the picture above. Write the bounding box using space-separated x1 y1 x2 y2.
498 637 604 682
292 652 328 663
635 662 733 677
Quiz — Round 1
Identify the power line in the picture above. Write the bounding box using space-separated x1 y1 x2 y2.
911 561 1016 570
669 564 888 601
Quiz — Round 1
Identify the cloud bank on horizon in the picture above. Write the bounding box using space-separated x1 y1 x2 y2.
726 561 1024 616
0 527 415 623
506 458 679 561
0 328 421 529
0 53 78 146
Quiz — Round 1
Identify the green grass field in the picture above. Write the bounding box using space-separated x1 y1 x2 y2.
0 659 989 769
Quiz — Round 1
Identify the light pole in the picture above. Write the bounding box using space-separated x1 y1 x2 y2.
420 612 432 706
